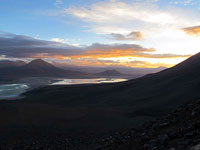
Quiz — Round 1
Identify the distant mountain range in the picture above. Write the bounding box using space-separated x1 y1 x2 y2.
0 59 89 80
0 60 26 67
0 59 135 80
94 69 128 77
53 62 166 75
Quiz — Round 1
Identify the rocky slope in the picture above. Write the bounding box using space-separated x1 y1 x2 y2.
0 98 200 150
94 98 200 150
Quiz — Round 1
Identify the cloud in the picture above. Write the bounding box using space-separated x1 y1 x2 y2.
33 0 200 56
56 58 178 68
170 0 194 6
110 31 143 41
0 32 190 68
51 38 66 43
0 32 154 59
182 26 200 36
52 59 171 68
51 38 81 46
0 31 82 58
127 60 170 68
65 0 200 35
66 1 172 24
54 0 63 7
87 43 154 52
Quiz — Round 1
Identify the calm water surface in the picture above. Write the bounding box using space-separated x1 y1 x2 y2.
0 78 127 99
0 84 29 99
51 78 127 85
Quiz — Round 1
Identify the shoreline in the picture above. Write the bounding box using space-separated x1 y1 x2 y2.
0 77 129 100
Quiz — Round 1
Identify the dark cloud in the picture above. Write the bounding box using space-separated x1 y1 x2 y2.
110 31 143 41
87 43 155 52
0 32 153 59
0 31 83 58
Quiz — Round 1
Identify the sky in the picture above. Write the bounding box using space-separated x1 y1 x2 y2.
0 0 200 68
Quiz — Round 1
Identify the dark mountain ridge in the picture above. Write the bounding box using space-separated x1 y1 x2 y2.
95 69 127 76
55 63 166 75
0 59 89 79
0 60 26 68
0 59 136 80
23 59 55 69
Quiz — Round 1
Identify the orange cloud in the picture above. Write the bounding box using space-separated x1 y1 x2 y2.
183 26 200 36
69 50 190 59
51 58 174 68
125 60 173 68
30 49 190 68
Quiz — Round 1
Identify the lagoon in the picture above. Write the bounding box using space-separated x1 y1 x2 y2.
0 84 29 99
51 78 127 85
0 78 127 99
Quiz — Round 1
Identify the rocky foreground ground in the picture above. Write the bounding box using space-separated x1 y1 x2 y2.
1 98 200 150
96 98 200 150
